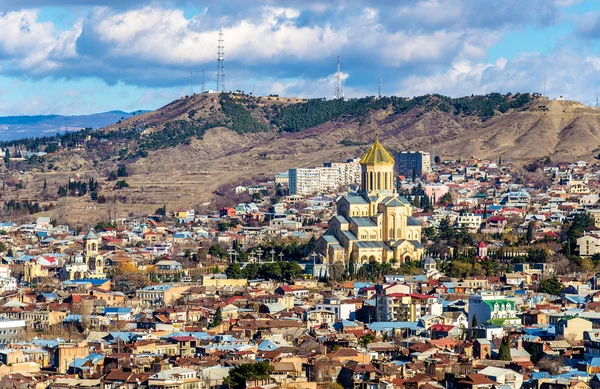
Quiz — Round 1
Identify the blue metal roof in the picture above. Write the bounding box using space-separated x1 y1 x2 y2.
368 321 424 331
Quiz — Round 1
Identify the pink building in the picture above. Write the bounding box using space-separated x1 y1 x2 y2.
424 184 449 202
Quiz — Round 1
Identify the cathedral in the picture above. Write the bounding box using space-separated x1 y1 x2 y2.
317 136 425 264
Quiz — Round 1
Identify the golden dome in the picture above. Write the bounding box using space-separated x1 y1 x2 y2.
359 136 394 165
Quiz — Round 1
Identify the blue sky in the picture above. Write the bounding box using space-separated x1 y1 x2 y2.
1 0 600 115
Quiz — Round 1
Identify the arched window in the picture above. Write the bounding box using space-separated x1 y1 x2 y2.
91 243 97 251
369 172 374 191
383 172 387 190
414 232 419 241
408 231 412 240
377 172 381 190
389 228 394 239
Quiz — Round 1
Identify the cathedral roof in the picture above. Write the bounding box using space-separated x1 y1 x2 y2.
359 136 394 165
342 196 368 204
407 216 422 226
351 217 377 227
382 197 407 207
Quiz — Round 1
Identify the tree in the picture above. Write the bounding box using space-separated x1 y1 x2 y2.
439 192 453 206
526 222 534 244
564 212 594 255
209 243 227 260
114 180 129 189
225 263 242 279
359 333 376 348
210 307 223 328
539 277 563 296
471 314 478 328
155 205 166 216
224 361 274 389
434 155 440 164
3 149 9 168
498 335 511 361
117 164 128 177
537 356 565 375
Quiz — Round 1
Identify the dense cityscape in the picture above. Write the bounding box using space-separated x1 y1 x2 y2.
0 134 598 389
5 1 600 388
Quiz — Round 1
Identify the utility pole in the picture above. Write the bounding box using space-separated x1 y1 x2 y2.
378 73 382 98
201 65 205 93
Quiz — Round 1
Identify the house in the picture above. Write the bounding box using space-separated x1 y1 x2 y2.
478 366 523 389
457 374 497 389
148 367 200 389
556 317 592 342
155 260 183 271
103 307 132 321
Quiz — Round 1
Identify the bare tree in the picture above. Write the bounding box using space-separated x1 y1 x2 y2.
537 356 565 375
53 197 70 225
549 253 571 275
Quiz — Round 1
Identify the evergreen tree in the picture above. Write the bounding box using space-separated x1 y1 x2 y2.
43 178 47 191
210 307 223 328
471 314 478 328
225 263 242 279
3 149 9 168
498 335 512 361
526 222 534 244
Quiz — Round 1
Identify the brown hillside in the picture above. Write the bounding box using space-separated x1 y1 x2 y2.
6 94 600 223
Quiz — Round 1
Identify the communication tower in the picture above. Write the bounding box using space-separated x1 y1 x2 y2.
335 56 343 100
217 28 225 92
201 66 205 93
190 66 193 95
378 73 382 98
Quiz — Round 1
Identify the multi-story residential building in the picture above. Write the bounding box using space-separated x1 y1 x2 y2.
578 233 600 256
0 320 26 344
395 151 432 178
274 172 289 186
457 213 483 233
376 285 441 322
288 168 322 195
325 158 361 187
316 297 356 320
288 159 362 195
468 293 518 325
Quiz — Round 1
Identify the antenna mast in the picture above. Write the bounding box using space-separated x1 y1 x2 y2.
543 66 546 97
201 66 205 93
217 28 225 92
335 56 343 100
378 73 382 98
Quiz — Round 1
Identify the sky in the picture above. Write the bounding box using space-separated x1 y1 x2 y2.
2 0 600 115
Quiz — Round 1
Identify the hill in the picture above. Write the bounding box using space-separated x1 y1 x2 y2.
2 92 600 223
0 110 145 142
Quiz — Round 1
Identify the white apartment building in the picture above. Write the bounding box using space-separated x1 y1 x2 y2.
457 213 482 233
578 233 600 256
288 159 362 196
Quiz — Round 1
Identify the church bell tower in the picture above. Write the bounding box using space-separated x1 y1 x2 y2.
359 135 396 197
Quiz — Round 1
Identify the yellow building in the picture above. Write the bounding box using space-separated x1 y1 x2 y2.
317 136 424 265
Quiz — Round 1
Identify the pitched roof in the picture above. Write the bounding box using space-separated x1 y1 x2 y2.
359 137 394 165
83 229 99 240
